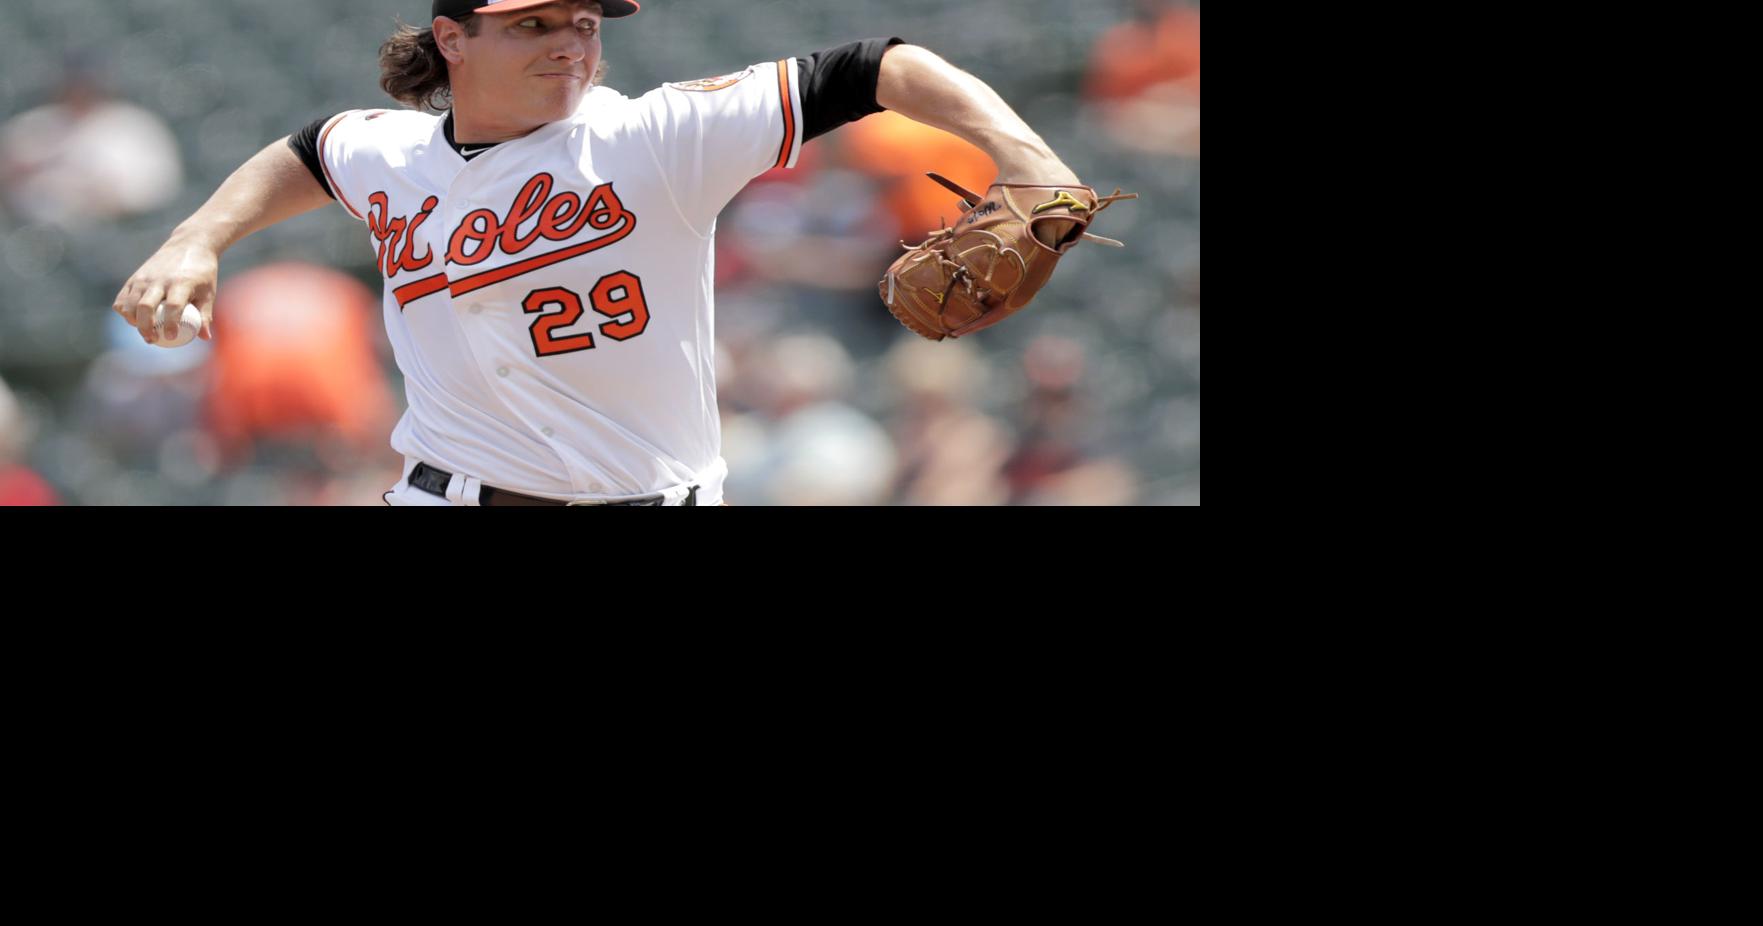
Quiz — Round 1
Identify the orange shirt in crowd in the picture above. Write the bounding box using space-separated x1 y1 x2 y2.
0 466 58 505
839 111 997 240
202 263 394 458
1085 5 1201 102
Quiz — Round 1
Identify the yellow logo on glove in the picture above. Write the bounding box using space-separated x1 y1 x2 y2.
1033 192 1090 215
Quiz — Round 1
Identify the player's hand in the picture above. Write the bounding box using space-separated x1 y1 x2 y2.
113 236 220 344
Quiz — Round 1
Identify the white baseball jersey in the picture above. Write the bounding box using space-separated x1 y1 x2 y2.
314 59 805 504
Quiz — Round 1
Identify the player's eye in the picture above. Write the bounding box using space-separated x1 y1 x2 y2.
518 17 540 27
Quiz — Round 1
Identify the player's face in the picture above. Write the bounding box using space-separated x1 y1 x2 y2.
466 3 603 127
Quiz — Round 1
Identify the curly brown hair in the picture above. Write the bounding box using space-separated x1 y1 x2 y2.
379 8 610 113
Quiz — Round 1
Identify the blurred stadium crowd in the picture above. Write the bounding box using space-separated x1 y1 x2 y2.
0 0 1198 505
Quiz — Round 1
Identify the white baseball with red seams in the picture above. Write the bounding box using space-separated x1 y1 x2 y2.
150 303 203 348
319 62 803 505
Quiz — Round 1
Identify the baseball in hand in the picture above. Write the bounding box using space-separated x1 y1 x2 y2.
151 303 203 348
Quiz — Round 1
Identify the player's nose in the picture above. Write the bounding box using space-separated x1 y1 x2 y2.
547 30 591 63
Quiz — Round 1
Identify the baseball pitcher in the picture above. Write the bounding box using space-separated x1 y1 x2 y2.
112 0 1131 506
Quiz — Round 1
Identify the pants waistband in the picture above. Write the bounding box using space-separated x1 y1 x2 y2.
409 462 697 506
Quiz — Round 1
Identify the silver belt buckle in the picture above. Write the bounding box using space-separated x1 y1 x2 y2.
566 497 612 506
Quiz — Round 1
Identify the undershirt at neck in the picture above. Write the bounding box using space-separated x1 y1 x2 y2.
444 112 504 161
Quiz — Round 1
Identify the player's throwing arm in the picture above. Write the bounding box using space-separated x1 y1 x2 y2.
113 141 333 344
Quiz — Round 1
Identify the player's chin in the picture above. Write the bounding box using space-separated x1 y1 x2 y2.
531 77 586 116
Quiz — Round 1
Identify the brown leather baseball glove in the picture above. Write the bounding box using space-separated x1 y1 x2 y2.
878 173 1138 341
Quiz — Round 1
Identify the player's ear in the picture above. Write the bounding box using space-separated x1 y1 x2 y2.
434 17 467 65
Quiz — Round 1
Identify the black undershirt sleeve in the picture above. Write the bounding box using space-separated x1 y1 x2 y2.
287 115 338 201
795 36 906 143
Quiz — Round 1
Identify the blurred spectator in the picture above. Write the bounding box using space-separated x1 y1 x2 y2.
840 111 997 243
200 263 397 472
1001 336 1139 505
1 375 59 505
721 333 897 505
73 315 214 467
1084 0 1200 156
723 168 901 291
0 55 184 229
882 337 1013 506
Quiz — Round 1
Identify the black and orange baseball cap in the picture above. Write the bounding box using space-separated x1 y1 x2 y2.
433 0 641 19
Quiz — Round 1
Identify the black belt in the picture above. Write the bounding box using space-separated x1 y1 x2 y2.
409 462 696 506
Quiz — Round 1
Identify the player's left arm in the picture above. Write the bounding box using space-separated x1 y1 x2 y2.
874 44 1080 186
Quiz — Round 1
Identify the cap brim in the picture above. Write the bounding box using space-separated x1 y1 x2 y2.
474 0 641 16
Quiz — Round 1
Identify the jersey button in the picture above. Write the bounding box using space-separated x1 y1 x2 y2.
496 367 509 378
469 305 483 315
541 427 555 437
